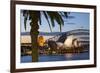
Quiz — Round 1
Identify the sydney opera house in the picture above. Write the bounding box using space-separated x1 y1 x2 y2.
21 29 89 55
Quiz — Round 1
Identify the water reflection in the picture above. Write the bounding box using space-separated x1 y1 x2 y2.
21 52 89 63
65 53 73 59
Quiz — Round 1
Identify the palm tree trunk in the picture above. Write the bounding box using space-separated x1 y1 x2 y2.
30 11 39 62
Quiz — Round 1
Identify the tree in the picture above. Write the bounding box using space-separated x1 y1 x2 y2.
22 10 69 62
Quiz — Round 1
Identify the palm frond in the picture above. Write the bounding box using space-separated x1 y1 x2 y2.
46 12 55 27
24 16 27 30
22 10 69 32
38 12 41 25
23 10 29 30
43 11 52 32
47 12 64 32
64 12 68 18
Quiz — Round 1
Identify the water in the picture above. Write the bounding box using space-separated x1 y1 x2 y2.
21 52 89 63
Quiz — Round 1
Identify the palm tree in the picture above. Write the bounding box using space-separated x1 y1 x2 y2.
22 10 68 62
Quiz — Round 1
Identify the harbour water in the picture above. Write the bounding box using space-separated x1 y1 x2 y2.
21 52 89 63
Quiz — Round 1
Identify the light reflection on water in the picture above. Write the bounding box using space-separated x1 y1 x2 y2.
65 53 73 59
21 52 89 63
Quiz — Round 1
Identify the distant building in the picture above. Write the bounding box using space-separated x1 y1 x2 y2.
48 29 89 49
21 29 89 48
66 29 89 47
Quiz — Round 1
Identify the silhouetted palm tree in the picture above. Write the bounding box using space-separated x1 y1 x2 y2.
22 10 68 62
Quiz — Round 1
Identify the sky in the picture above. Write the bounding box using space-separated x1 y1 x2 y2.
20 10 89 33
